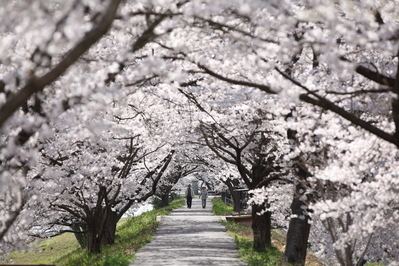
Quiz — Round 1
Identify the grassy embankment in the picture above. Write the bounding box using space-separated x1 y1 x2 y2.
3 198 185 266
212 197 322 266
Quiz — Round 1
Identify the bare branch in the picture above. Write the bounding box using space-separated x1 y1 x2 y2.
325 88 392 95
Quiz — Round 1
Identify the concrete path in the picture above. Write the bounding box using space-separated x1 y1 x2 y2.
130 196 246 266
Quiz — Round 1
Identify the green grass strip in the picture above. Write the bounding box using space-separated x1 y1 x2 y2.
212 196 234 215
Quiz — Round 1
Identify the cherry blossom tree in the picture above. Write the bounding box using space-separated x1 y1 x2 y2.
199 120 288 249
0 0 123 248
174 84 292 249
0 0 184 249
149 0 399 263
15 83 182 252
34 134 175 253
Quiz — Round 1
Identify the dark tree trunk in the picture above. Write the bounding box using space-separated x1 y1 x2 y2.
251 203 272 250
160 193 169 207
88 219 101 253
71 223 89 249
102 210 118 245
284 192 311 265
73 210 119 252
225 179 241 210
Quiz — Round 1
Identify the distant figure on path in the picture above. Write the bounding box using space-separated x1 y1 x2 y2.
185 184 194 208
200 186 208 208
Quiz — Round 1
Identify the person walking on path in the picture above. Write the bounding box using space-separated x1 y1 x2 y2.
185 184 194 208
200 186 208 208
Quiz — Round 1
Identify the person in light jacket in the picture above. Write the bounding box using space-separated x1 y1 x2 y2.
185 184 195 208
200 186 208 208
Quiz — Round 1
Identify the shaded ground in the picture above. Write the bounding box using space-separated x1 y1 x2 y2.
130 196 246 266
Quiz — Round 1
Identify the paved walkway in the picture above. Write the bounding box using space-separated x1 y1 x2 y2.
130 196 246 266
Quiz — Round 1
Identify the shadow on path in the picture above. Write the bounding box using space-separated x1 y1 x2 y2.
130 196 246 266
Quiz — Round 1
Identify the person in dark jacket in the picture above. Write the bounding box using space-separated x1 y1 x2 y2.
185 184 195 208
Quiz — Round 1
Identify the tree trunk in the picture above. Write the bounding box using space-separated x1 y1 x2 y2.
251 203 271 250
101 210 118 245
72 223 89 249
73 210 119 252
225 179 241 211
160 193 169 207
284 194 311 265
88 220 101 253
